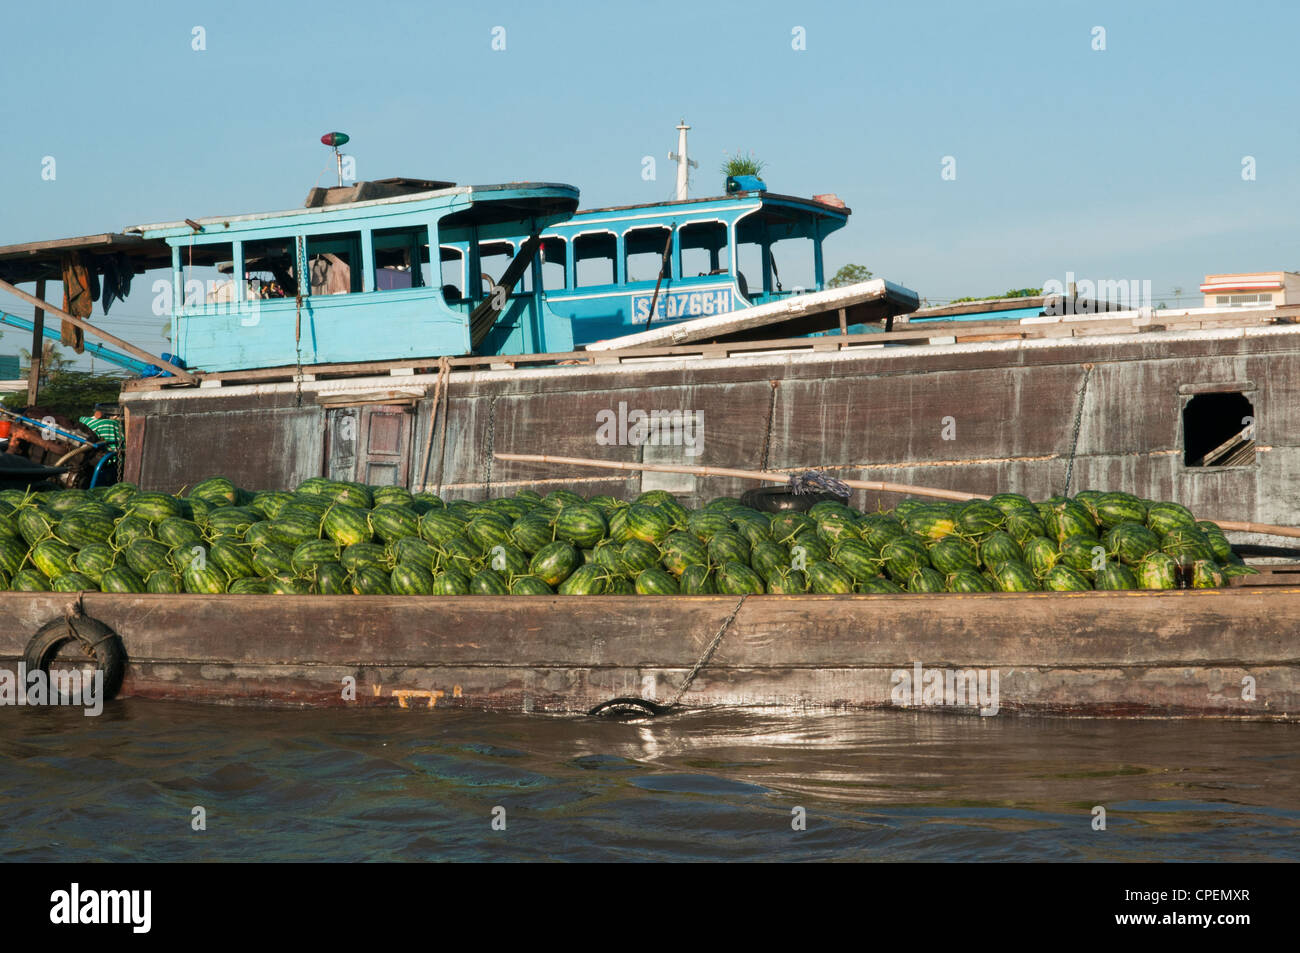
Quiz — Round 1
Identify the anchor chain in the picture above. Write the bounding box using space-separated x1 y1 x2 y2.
1062 363 1093 496
667 593 748 707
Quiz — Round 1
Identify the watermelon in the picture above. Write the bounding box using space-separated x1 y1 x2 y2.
12 568 52 591
853 576 901 594
509 575 554 595
769 512 817 544
17 507 55 545
987 492 1035 514
229 577 273 594
390 536 438 573
707 530 751 567
1197 522 1235 563
431 570 471 595
1094 562 1139 591
350 564 393 595
73 543 116 583
1022 536 1059 578
1047 500 1097 544
903 506 958 540
313 562 350 595
829 538 879 581
907 566 948 593
530 541 580 587
123 537 173 578
340 542 388 572
718 560 766 595
988 559 1039 592
289 539 340 574
156 517 204 550
1137 552 1179 590
624 504 673 545
367 504 420 543
56 510 115 548
554 504 608 549
145 570 184 593
978 531 1023 569
1191 559 1224 589
192 476 239 506
464 513 514 553
881 536 930 583
100 566 146 593
679 564 717 594
469 568 512 595
1059 536 1106 575
1104 522 1161 566
420 510 468 546
249 490 294 520
127 492 184 523
1147 501 1198 536
1005 508 1049 544
183 564 228 594
687 510 735 543
928 536 980 575
31 539 78 579
323 503 373 546
807 560 855 594
268 575 313 595
1042 565 1091 591
957 501 1005 537
51 571 96 592
1095 492 1148 529
660 532 709 576
252 543 296 577
391 563 436 595
509 515 555 555
211 539 258 579
632 568 677 595
815 512 862 544
268 513 320 547
618 538 660 575
947 569 994 593
766 568 807 594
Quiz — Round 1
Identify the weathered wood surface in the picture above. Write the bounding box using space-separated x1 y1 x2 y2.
1 589 1296 718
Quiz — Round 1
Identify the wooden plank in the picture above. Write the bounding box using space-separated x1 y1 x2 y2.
0 276 194 382
26 278 45 405
0 588 1296 716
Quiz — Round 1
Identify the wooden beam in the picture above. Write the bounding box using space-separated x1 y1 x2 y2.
26 278 45 405
0 276 194 382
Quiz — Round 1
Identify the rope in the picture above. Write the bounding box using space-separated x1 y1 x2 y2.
1062 363 1094 496
759 380 779 471
416 356 451 493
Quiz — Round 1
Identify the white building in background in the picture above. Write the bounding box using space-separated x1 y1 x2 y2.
1200 271 1300 308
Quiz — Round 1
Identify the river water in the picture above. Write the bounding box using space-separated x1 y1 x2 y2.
1 702 1296 862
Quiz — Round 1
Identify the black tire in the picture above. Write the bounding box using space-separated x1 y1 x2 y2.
739 486 844 514
22 616 126 704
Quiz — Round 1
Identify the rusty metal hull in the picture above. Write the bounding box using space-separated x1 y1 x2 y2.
1 589 1296 718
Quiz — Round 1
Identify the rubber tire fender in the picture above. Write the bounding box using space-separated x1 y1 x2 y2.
22 616 126 703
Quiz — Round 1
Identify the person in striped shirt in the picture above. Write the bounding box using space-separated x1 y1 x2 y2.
79 405 124 451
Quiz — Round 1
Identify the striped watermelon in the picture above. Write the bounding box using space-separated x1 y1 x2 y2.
290 539 340 574
229 577 273 594
633 568 678 595
554 504 608 548
766 568 807 594
978 531 1023 569
313 562 350 595
707 530 751 567
1137 552 1178 590
1103 522 1161 566
369 504 421 543
123 538 173 577
73 543 116 583
31 539 78 579
1094 562 1139 590
510 575 554 595
391 563 436 595
1042 565 1091 591
679 565 717 594
323 503 373 546
431 570 471 595
100 566 146 593
625 504 673 545
211 539 257 579
856 576 905 594
350 564 393 595
717 561 766 595
183 564 228 594
52 571 96 592
661 532 710 576
145 570 184 593
530 541 580 586
56 510 115 549
469 568 511 596
12 568 52 591
807 560 855 594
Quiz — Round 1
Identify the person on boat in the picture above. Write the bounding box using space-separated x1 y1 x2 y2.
79 404 124 479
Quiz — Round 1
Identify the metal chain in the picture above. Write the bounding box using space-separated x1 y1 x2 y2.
667 594 748 707
1062 363 1094 496
759 380 778 471
483 395 497 495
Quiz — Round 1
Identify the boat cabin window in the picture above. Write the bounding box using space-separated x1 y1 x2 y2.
477 240 532 296
624 227 672 283
373 226 431 290
574 232 616 287
540 237 566 290
177 241 238 308
679 221 729 277
440 246 464 303
243 237 299 299
1183 391 1256 467
306 231 362 295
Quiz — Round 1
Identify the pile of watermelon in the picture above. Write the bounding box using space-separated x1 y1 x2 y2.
0 477 1259 595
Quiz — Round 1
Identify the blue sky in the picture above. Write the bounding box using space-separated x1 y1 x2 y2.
1 0 1297 366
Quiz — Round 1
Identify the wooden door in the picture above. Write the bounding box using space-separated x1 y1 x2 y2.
324 404 414 486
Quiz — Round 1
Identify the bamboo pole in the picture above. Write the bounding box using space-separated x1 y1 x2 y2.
0 276 195 382
494 451 1300 541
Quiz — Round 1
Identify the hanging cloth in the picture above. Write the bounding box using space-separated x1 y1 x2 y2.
59 252 90 352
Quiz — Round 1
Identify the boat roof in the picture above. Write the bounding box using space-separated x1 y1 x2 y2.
571 191 851 218
0 182 579 283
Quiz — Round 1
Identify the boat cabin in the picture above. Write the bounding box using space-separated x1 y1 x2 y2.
497 184 852 347
123 180 580 371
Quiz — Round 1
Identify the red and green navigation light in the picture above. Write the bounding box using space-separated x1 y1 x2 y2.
321 132 350 148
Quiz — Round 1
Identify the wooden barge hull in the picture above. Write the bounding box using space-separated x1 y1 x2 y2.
2 589 1297 719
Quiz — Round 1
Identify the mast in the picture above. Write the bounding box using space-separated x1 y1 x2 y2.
668 120 698 201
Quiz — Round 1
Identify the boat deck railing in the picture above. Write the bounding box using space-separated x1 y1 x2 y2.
122 302 1299 392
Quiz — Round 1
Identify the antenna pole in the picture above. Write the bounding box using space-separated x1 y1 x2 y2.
668 119 698 201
